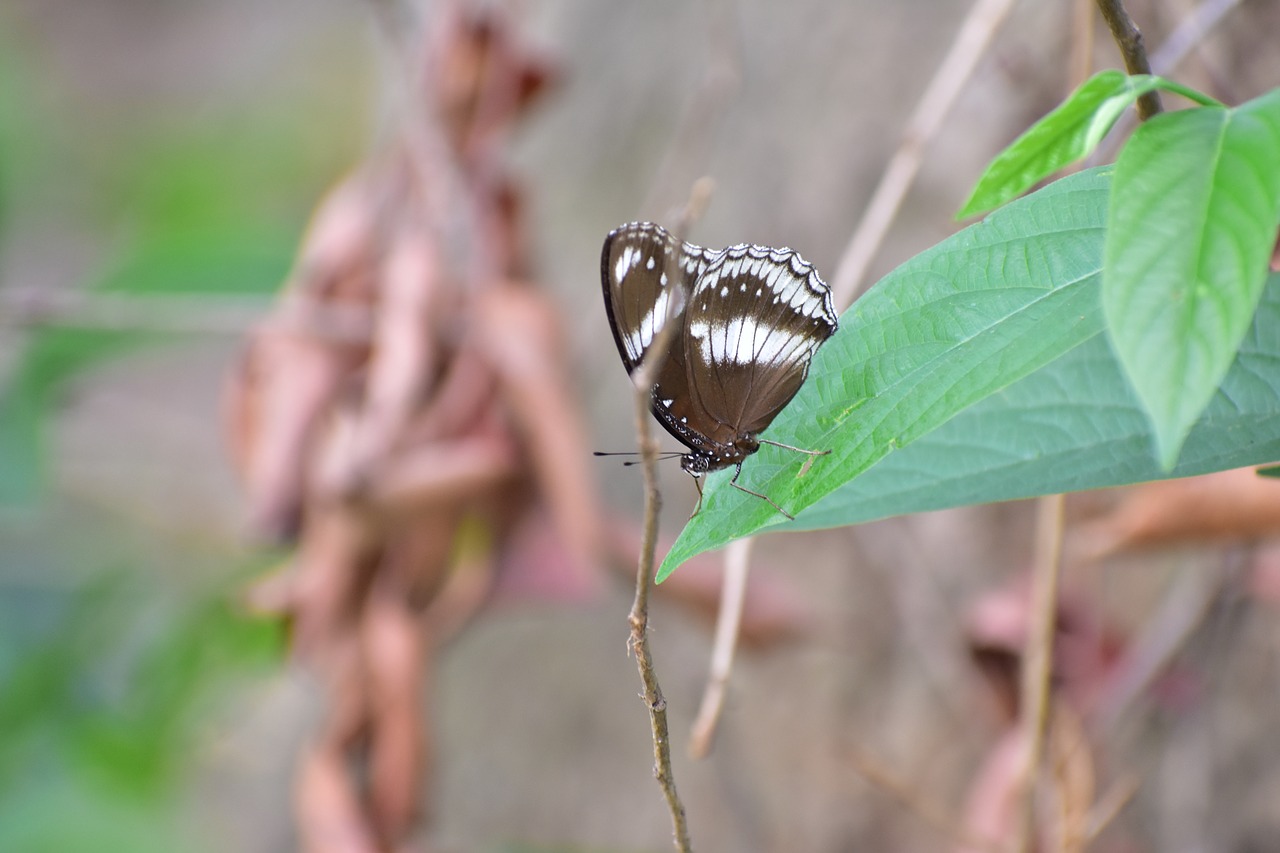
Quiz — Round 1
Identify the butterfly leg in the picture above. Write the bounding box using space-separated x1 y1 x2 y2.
689 472 705 519
729 462 795 521
758 439 830 477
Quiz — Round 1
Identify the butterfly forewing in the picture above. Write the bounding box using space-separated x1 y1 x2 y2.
601 223 717 451
601 223 704 371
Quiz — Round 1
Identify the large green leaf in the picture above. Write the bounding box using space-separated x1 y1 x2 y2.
659 167 1113 579
1104 88 1280 469
794 268 1280 528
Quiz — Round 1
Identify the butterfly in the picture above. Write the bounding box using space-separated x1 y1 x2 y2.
599 221 838 518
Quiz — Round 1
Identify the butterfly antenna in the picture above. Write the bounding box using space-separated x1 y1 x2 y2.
593 450 684 465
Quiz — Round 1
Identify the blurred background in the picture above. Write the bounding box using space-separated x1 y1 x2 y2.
4 0 1280 851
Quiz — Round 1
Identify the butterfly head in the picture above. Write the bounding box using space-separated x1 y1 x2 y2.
679 436 758 477
680 453 712 477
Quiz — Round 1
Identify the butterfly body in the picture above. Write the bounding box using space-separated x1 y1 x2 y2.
600 222 838 514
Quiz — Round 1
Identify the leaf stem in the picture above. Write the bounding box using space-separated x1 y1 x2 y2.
1013 493 1066 853
1094 0 1163 119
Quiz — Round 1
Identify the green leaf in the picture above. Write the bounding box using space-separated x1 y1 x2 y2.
659 167 1113 579
959 72 1221 219
792 270 1280 529
959 71 1129 217
1103 88 1280 469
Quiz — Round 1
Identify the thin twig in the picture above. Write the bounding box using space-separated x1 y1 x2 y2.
627 180 713 853
846 744 1002 853
688 536 753 759
365 0 478 280
829 0 1017 309
1148 0 1241 74
1069 0 1096 96
1085 774 1140 842
641 0 741 219
1092 556 1226 733
1090 0 1242 164
1094 0 1162 119
0 289 374 342
1012 493 1066 853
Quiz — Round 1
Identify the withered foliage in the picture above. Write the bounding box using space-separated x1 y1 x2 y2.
221 7 811 849
223 8 595 849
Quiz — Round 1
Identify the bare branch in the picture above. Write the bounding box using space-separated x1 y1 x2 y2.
830 0 1017 309
1149 0 1243 79
1012 493 1066 853
846 744 1002 852
1094 0 1162 119
1090 0 1243 164
688 536 753 759
1092 557 1226 732
626 180 713 853
0 289 374 343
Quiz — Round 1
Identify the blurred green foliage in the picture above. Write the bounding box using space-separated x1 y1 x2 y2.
0 21 347 503
0 10 355 848
0 569 284 852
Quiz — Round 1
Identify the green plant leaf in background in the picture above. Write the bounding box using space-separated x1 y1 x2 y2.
0 569 283 851
958 71 1220 219
659 167 1113 579
0 89 319 504
1103 87 1280 469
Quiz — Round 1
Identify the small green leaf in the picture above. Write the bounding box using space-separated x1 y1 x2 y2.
959 72 1220 219
1104 88 1280 469
659 167 1113 579
959 71 1154 218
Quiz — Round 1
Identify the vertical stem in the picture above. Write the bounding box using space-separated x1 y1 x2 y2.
688 536 753 758
1094 0 1163 119
1013 493 1066 853
830 0 1017 307
623 183 712 852
627 484 693 849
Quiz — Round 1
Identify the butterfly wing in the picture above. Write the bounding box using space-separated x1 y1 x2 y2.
601 222 716 452
682 244 837 444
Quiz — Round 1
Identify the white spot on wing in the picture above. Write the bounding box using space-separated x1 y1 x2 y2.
615 244 643 284
625 286 677 358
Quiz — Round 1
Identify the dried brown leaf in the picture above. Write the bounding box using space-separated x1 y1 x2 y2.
1077 468 1280 560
